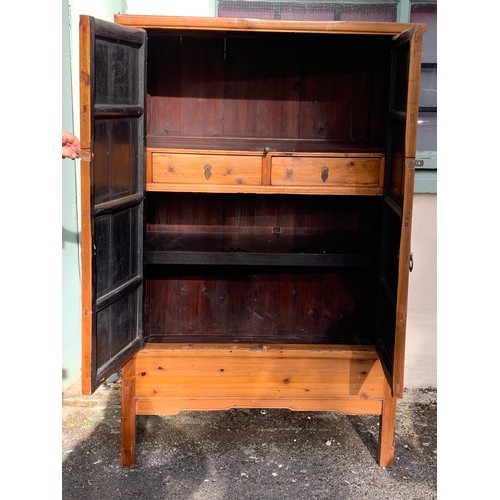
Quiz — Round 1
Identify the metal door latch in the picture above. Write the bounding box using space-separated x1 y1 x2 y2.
409 252 414 272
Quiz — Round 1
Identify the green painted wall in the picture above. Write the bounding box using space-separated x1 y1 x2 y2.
62 0 81 392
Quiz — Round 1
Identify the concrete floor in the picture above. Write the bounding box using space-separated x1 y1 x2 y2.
62 380 436 499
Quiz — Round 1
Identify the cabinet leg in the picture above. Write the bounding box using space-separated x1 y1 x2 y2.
121 356 136 467
378 380 396 468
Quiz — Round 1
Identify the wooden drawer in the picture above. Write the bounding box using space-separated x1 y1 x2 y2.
151 153 262 186
271 156 384 193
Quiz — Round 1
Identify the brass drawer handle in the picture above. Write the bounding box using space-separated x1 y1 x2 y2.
321 166 329 182
204 163 212 180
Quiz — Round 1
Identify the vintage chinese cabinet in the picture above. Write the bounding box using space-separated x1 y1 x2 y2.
79 14 424 468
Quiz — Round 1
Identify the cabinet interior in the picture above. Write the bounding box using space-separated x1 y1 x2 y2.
144 193 383 345
145 29 392 153
140 28 397 348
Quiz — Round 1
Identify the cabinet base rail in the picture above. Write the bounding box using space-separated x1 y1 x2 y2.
120 343 396 468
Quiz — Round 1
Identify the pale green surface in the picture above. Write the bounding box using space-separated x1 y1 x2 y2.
62 0 81 392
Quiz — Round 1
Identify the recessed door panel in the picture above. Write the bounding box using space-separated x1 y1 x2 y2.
80 16 147 394
377 26 423 397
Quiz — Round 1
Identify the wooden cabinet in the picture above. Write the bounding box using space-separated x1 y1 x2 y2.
79 14 425 468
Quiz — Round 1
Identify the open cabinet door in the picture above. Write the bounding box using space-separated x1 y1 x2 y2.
377 26 423 398
79 16 147 395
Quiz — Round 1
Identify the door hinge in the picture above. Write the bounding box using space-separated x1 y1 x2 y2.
409 252 414 272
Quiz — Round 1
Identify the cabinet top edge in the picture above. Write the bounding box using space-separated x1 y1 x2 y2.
113 14 426 35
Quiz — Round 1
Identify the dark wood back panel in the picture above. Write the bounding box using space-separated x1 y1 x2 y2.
144 266 378 344
146 30 391 147
144 193 382 344
147 192 381 238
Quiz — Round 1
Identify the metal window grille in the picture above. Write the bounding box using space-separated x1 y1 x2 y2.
217 1 398 22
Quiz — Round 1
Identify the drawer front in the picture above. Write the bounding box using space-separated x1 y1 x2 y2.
152 153 262 186
271 156 383 189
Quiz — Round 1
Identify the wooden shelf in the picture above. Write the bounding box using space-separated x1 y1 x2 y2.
147 135 386 154
144 333 373 345
146 230 377 267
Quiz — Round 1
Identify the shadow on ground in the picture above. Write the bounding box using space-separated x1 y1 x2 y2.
62 381 436 500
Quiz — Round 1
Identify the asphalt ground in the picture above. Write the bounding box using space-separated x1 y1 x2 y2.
62 379 436 500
